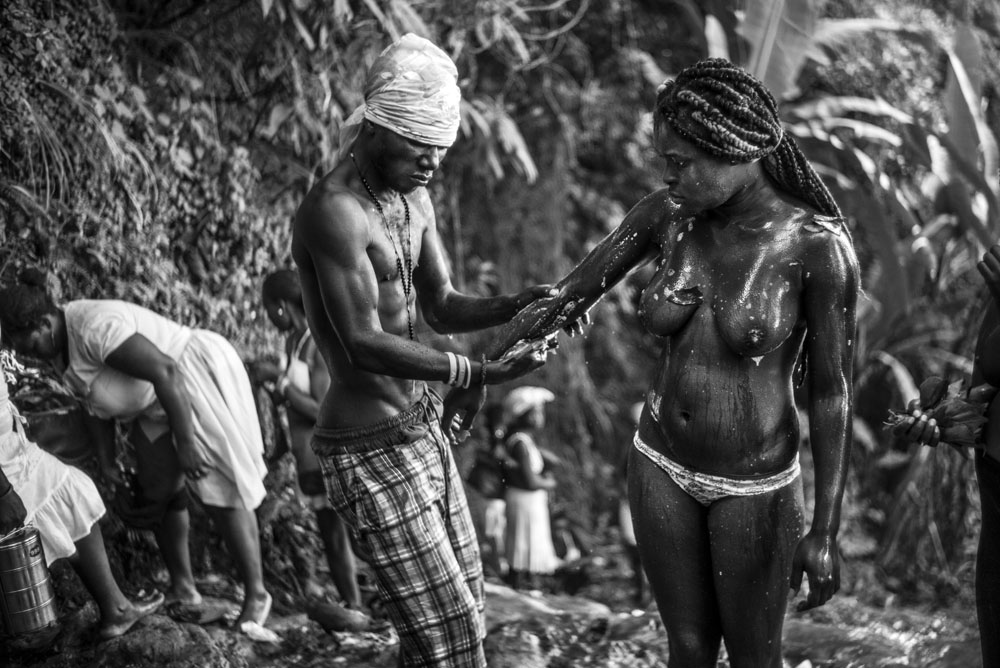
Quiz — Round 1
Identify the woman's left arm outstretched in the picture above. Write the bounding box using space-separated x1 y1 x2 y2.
790 227 860 610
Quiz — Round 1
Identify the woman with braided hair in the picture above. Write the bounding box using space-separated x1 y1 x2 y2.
444 58 860 667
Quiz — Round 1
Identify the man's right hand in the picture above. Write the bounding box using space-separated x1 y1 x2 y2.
0 486 27 536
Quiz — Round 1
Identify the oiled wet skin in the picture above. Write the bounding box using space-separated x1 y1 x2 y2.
637 211 811 476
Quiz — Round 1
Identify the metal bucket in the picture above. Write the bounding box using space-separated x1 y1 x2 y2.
0 526 59 637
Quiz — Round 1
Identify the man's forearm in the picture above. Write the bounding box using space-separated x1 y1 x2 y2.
427 292 529 333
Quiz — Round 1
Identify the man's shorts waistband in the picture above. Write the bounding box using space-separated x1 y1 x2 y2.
312 386 442 455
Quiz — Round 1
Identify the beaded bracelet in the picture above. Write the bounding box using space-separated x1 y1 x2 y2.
479 355 488 386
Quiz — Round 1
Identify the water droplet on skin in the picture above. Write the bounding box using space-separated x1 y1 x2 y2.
667 269 675 276
688 222 693 231
677 232 684 241
751 356 763 366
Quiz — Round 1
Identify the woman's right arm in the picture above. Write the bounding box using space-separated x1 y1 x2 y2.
442 191 674 438
102 334 206 480
485 189 673 359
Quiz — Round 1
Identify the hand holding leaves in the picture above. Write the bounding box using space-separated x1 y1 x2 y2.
887 377 991 453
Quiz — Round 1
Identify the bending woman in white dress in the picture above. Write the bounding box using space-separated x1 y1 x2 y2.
0 270 271 629
0 331 163 639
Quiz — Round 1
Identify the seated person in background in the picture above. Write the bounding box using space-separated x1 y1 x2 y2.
501 386 560 591
0 346 163 640
257 269 370 630
0 269 272 633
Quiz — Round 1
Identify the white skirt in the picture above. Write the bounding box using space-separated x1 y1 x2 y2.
139 330 267 509
1 406 106 566
504 487 559 575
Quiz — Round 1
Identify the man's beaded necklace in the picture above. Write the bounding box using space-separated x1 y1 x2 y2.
351 152 415 340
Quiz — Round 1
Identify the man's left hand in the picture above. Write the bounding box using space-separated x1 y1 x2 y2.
441 385 487 444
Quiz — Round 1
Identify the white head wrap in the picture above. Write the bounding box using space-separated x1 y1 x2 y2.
337 33 462 162
503 386 556 425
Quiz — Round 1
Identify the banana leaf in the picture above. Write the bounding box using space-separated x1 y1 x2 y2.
736 0 825 100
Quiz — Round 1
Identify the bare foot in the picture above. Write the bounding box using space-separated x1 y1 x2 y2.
303 580 327 601
163 584 202 607
235 591 272 627
99 591 165 640
306 598 372 632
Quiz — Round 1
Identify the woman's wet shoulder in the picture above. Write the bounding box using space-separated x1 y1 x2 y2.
802 213 847 236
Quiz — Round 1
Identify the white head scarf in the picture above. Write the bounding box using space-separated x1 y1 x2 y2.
503 386 555 425
337 33 462 162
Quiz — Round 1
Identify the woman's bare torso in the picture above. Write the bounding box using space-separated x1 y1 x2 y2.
637 210 814 476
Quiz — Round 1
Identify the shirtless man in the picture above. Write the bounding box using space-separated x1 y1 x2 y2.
291 34 550 668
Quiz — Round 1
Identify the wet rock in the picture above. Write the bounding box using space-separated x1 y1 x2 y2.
484 581 611 629
484 625 548 668
5 611 236 668
783 619 909 667
97 615 237 668
4 583 982 668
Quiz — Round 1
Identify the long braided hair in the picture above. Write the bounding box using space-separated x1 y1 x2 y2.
655 58 842 219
